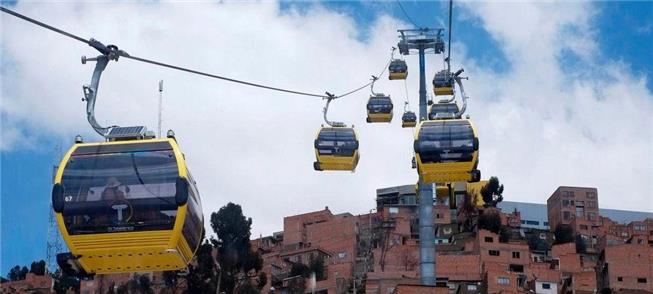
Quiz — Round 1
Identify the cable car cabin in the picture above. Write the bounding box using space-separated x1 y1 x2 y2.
414 119 481 183
432 70 454 96
52 138 203 276
388 60 408 80
314 127 360 171
402 111 417 128
366 95 393 123
428 102 460 120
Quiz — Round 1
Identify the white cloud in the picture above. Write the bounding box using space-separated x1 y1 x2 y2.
1 1 651 238
455 2 653 212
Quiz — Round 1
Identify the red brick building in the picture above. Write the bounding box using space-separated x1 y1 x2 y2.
547 186 600 233
597 243 653 292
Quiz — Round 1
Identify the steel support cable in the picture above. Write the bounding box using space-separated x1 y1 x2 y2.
396 0 421 29
0 6 382 100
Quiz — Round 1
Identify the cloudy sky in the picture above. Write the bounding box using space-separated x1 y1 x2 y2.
1 1 652 274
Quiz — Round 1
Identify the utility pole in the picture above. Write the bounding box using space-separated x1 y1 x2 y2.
397 28 445 286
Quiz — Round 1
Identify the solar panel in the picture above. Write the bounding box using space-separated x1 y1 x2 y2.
106 126 147 139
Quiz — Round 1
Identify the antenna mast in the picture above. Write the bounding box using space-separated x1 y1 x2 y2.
158 80 163 138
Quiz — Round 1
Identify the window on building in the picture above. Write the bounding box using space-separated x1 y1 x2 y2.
485 236 494 243
467 284 477 291
512 251 520 259
637 278 647 283
586 192 596 199
562 191 570 197
576 207 584 218
617 277 623 282
569 191 575 197
544 222 549 226
576 201 585 207
509 264 524 273
526 220 539 226
649 230 653 236
580 225 588 230
521 220 527 224
587 213 596 221
587 201 597 208
634 225 646 231
542 283 551 289
489 250 500 256
563 199 570 206
497 277 510 285
338 252 347 259
563 211 571 220
389 207 399 214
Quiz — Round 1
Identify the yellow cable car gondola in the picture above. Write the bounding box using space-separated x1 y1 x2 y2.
432 70 454 96
414 119 480 183
366 94 393 123
314 127 360 171
388 59 408 80
402 111 417 128
53 133 203 276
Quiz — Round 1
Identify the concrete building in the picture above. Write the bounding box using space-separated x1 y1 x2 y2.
547 186 600 232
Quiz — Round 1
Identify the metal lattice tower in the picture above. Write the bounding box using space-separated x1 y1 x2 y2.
397 28 445 286
46 145 64 274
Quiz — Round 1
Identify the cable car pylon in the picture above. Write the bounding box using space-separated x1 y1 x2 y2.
397 27 445 286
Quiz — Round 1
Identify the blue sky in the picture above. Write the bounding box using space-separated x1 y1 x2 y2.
1 1 652 277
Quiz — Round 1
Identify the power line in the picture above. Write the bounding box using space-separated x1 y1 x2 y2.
0 6 383 100
396 0 421 29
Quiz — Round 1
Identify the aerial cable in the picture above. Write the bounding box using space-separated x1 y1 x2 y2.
403 79 411 111
0 6 382 100
396 0 421 29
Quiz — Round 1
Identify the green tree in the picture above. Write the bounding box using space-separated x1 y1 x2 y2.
210 202 263 293
527 234 550 251
256 272 268 290
162 270 182 293
478 212 501 234
554 224 574 244
308 256 326 281
52 269 80 294
481 177 504 207
29 260 46 276
117 274 153 294
8 265 28 281
290 263 311 278
186 242 219 293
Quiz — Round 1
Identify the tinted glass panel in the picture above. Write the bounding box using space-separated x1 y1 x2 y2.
61 144 178 235
430 104 459 118
182 177 203 253
368 97 393 113
433 73 454 87
389 61 407 72
316 128 358 157
416 121 475 163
